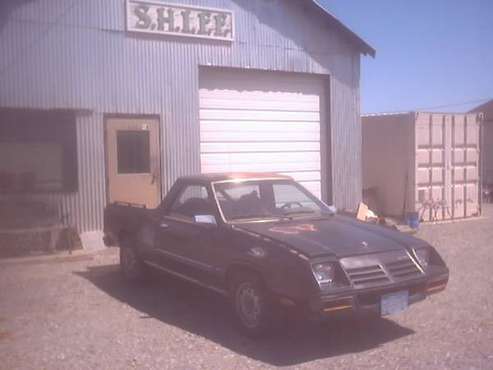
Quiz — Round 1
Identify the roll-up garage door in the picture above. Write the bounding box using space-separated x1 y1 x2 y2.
199 69 325 199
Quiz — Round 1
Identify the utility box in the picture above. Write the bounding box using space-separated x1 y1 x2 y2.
362 112 482 221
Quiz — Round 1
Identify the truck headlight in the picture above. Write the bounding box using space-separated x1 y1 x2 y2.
312 263 336 285
413 247 431 270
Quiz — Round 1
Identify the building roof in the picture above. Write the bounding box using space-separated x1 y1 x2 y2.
469 99 493 121
310 0 376 57
362 112 412 118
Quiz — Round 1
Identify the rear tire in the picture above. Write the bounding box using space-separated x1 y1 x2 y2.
230 271 275 338
119 240 146 282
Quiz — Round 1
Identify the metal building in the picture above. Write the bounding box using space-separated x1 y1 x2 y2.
0 0 374 241
362 112 482 221
470 100 493 190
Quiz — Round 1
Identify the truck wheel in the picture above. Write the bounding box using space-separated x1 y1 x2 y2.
120 242 146 282
230 272 274 337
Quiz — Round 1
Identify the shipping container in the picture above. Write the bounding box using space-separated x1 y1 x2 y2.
362 112 482 221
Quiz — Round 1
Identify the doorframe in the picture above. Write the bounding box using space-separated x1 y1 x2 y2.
103 114 163 206
321 74 332 204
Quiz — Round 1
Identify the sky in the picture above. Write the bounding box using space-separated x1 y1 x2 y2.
320 0 493 114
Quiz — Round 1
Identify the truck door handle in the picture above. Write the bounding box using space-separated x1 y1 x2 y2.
159 222 169 229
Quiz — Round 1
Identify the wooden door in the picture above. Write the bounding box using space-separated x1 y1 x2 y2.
106 117 161 208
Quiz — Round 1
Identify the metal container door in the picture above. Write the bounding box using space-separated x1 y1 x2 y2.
415 113 450 221
451 114 480 218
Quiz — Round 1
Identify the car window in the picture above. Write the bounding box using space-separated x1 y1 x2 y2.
272 183 319 210
214 182 270 220
169 185 214 219
220 184 261 200
214 180 326 221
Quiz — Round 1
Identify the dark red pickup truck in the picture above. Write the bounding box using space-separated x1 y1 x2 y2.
104 173 449 337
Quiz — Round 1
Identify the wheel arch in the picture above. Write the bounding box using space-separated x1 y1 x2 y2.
225 262 268 290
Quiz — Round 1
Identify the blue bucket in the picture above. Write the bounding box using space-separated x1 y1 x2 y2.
406 212 420 229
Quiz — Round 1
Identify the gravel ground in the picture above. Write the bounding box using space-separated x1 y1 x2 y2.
1 206 492 370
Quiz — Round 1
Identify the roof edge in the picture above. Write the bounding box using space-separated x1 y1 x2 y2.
311 0 376 58
363 111 484 118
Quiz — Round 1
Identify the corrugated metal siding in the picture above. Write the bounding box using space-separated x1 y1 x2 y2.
75 113 106 231
330 53 362 209
1 0 363 232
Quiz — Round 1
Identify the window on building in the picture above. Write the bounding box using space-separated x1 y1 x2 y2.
116 130 150 174
0 109 78 193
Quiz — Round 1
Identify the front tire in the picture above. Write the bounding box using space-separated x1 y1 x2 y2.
120 243 146 282
230 272 274 337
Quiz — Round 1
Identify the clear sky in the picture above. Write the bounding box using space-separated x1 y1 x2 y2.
320 0 493 114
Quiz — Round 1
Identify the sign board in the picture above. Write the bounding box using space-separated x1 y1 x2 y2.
126 1 234 41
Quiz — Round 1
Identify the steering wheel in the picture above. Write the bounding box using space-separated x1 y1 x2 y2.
280 201 304 210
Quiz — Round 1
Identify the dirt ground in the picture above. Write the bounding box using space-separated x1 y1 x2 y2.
1 206 492 370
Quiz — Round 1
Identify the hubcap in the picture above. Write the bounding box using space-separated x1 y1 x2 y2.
236 283 262 328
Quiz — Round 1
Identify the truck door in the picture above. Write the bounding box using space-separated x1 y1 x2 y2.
153 183 223 288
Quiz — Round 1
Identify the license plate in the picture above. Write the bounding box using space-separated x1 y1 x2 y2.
381 290 409 316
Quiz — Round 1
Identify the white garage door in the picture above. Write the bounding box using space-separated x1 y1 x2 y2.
199 69 325 199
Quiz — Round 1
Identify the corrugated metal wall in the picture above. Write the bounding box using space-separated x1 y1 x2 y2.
0 0 363 232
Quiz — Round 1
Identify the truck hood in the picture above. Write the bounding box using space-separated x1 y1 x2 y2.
234 215 423 258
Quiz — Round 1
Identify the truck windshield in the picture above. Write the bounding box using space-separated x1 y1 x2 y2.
212 180 330 222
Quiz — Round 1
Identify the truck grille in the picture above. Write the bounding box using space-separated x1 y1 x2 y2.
345 265 390 287
385 258 422 280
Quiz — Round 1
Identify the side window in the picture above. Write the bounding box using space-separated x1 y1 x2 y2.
214 182 264 220
169 185 214 219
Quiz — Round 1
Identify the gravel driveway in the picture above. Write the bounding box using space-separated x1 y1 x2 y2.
1 207 492 370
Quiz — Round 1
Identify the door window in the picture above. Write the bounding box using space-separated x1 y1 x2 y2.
170 185 215 219
116 130 150 174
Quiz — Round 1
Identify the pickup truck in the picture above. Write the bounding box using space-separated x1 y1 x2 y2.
104 173 449 337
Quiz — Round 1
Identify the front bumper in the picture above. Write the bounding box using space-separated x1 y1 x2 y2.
307 268 449 319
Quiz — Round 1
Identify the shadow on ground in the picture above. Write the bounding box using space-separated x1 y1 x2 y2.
76 265 414 366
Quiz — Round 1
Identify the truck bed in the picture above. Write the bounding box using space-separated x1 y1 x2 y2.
103 202 156 246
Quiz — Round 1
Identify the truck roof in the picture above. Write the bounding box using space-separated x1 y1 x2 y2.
178 173 293 183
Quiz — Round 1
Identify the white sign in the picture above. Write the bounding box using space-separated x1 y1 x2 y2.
126 1 234 41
